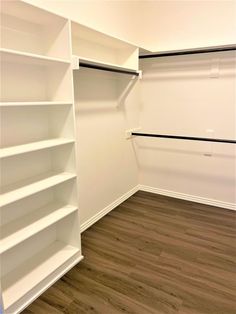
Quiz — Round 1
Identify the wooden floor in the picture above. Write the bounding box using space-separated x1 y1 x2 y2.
23 191 236 314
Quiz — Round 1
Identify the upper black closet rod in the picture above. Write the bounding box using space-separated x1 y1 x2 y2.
139 45 236 59
131 133 236 144
79 61 139 76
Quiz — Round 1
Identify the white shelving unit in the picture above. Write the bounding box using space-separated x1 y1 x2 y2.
0 2 82 313
1 1 140 313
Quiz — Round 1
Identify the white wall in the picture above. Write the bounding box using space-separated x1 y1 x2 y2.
24 0 236 52
73 70 140 228
138 51 236 206
141 0 236 51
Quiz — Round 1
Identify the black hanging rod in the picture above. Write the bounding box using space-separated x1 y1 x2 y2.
79 62 139 76
139 45 236 59
132 133 236 144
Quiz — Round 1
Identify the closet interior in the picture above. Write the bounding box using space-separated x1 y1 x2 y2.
0 1 236 314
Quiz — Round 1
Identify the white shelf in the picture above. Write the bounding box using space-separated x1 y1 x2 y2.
0 172 77 207
1 0 66 26
2 241 80 311
0 203 77 254
0 48 71 66
72 21 139 70
75 56 139 72
72 22 138 50
0 101 72 107
0 138 75 158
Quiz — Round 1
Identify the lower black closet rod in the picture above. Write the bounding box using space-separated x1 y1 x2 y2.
131 133 236 144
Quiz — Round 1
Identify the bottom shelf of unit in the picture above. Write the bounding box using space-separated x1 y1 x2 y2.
2 241 82 314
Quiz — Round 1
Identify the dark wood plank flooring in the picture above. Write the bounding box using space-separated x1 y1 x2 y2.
23 191 236 314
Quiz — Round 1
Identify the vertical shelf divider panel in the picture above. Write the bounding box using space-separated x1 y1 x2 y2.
0 2 82 314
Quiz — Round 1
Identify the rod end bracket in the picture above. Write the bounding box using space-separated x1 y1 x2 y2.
126 127 141 139
72 56 80 70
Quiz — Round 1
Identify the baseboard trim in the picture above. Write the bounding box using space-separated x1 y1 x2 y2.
80 185 139 233
139 185 236 211
81 184 235 233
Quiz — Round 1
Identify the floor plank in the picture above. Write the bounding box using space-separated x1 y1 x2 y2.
23 191 236 314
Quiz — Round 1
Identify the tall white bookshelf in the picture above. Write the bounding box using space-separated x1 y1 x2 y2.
0 1 140 313
0 2 82 313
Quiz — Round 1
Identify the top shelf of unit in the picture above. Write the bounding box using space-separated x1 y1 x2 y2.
0 48 70 66
1 0 66 25
71 22 138 51
71 22 139 71
1 1 71 60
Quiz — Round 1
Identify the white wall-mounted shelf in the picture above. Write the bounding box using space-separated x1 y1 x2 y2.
0 203 78 254
0 1 83 313
0 138 75 159
0 101 72 107
1 106 76 147
73 55 139 75
0 60 73 102
1 52 73 102
1 241 80 313
0 48 71 66
0 172 76 207
1 1 72 60
71 22 139 71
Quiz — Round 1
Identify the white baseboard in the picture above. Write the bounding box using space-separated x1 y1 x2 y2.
81 184 235 233
80 185 139 233
139 185 236 211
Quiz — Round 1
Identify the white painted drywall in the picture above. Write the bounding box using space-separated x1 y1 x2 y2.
138 52 236 204
23 0 236 52
140 0 236 51
73 70 140 226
